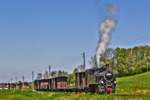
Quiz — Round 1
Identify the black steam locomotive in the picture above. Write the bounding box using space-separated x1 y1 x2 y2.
75 65 116 94
34 65 116 94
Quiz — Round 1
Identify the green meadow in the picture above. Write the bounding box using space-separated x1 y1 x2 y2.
0 72 150 100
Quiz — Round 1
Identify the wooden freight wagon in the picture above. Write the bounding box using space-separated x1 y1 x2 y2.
75 72 86 89
34 79 49 90
34 76 68 91
51 76 68 90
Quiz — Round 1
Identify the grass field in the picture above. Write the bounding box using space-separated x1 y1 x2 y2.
116 71 150 100
0 72 150 100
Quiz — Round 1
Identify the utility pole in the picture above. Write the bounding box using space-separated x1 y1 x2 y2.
22 76 24 88
32 71 34 90
32 71 34 81
22 76 24 82
15 77 17 82
15 77 17 89
10 78 13 83
49 65 51 77
83 52 86 69
10 78 13 89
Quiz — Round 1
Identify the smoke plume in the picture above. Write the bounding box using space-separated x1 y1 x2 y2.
96 4 118 67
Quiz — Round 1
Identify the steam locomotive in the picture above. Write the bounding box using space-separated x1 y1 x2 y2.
34 65 116 94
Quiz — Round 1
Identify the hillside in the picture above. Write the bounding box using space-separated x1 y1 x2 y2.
116 72 150 96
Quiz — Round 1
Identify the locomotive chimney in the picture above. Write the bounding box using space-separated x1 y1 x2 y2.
106 64 112 71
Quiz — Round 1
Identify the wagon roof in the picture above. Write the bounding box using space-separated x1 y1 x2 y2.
34 76 68 81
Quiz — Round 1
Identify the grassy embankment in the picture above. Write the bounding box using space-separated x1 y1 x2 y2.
116 71 150 99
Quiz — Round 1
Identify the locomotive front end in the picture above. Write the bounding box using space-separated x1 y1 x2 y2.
92 66 116 94
104 71 116 94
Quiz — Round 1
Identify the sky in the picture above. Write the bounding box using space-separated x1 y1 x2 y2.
0 0 150 82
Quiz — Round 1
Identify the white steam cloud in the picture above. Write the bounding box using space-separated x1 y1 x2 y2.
96 4 118 67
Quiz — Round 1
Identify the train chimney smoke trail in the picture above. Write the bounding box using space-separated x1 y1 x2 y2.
96 4 118 67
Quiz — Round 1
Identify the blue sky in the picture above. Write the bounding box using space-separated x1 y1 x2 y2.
0 0 150 82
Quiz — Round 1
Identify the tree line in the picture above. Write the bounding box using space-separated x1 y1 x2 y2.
98 45 150 77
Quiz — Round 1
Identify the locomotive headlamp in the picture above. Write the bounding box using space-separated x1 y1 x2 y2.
100 80 104 84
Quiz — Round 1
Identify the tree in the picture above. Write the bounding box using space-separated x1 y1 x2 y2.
68 68 78 87
89 55 97 67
